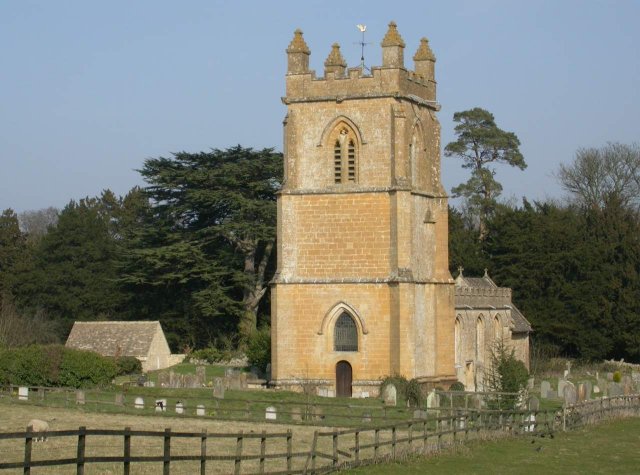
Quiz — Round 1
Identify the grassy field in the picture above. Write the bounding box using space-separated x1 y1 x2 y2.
345 417 640 474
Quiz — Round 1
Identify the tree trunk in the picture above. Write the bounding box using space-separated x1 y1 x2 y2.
238 240 274 349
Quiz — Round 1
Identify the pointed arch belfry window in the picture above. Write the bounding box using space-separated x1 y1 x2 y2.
332 125 358 184
334 312 358 351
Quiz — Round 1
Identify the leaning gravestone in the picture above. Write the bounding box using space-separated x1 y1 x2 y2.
383 384 397 406
540 381 551 399
134 397 144 409
265 406 277 420
18 387 28 401
528 396 540 411
213 377 225 399
563 383 577 406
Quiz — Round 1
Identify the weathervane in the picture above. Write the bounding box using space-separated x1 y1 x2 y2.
355 24 371 73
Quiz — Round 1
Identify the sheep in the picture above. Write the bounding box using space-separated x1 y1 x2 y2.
27 418 55 442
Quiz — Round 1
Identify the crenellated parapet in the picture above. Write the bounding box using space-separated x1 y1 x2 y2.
285 22 437 105
455 286 513 309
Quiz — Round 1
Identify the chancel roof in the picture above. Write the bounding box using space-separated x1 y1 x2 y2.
65 321 162 357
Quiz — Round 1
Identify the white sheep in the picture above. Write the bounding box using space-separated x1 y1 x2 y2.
27 418 54 442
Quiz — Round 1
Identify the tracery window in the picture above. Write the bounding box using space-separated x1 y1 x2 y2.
333 127 358 184
334 312 358 351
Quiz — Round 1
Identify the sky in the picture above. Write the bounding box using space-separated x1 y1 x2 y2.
1 0 639 212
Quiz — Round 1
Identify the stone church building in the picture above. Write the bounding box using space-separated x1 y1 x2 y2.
271 23 530 396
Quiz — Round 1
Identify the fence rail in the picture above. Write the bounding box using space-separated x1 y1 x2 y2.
2 394 639 474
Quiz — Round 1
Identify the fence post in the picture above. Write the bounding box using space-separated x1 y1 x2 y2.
332 430 338 468
354 430 360 464
234 431 244 475
392 425 397 459
408 422 413 451
437 418 442 451
259 430 266 474
163 428 171 475
200 429 207 475
124 427 131 475
304 431 318 474
77 426 86 475
287 429 292 473
374 428 380 461
24 426 33 475
422 420 428 453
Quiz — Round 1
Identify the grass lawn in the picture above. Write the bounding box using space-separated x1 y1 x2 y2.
345 417 640 474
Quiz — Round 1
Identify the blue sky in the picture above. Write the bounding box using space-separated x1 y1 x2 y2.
1 0 638 212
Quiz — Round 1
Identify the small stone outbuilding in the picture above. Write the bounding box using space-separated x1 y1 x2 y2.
65 321 182 371
454 269 532 391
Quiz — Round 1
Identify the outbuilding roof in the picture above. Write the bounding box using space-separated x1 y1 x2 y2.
65 321 163 357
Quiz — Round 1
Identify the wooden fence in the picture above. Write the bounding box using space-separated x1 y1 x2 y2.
1 395 638 474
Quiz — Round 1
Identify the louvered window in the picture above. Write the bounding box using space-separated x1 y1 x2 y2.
332 127 357 184
334 140 342 184
334 313 358 351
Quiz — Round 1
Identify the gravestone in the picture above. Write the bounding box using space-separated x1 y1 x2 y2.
265 363 272 382
540 380 551 399
584 381 593 399
527 377 535 390
632 371 640 384
196 404 206 416
383 384 397 406
225 367 239 378
115 393 124 406
413 409 428 419
134 397 144 409
558 379 568 398
563 383 577 406
577 383 586 402
176 402 184 414
593 385 601 394
155 399 167 412
144 381 155 388
546 390 557 399
362 413 372 423
196 366 206 385
184 374 199 389
76 390 85 405
290 407 302 422
609 383 623 396
426 390 439 408
528 396 540 411
265 406 277 420
606 372 614 381
18 387 28 401
227 374 242 390
524 413 536 433
213 377 225 399
240 372 248 389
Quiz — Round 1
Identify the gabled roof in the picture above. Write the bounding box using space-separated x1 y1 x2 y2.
454 268 497 289
65 321 163 357
510 305 533 333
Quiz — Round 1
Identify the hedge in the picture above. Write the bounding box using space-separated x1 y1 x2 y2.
0 344 117 388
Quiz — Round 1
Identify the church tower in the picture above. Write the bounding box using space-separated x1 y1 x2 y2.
271 23 456 396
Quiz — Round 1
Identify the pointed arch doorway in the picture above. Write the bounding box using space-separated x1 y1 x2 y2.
336 361 352 397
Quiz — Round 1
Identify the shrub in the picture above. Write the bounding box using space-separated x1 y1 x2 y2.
484 340 529 409
59 348 117 388
115 356 142 375
449 381 466 391
0 344 117 388
189 347 223 364
613 370 622 383
380 375 423 407
246 327 271 372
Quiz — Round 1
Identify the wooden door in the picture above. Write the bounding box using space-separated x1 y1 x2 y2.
336 361 352 397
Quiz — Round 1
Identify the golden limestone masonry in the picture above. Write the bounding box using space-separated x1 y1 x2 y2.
271 22 458 397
